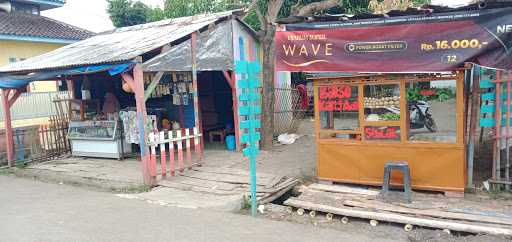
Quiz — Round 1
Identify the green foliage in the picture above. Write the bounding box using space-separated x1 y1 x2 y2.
407 87 455 102
163 0 243 19
107 0 154 27
381 113 400 121
107 0 432 28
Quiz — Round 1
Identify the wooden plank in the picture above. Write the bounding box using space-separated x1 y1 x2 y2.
344 200 512 226
158 180 240 195
180 170 274 186
143 72 164 102
258 179 299 204
158 176 239 191
191 166 277 180
309 183 380 196
284 198 512 236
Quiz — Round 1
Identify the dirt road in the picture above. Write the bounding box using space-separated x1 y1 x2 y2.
0 175 398 242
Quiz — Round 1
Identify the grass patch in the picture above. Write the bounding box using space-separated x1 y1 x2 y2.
0 168 13 175
115 185 152 194
487 189 512 200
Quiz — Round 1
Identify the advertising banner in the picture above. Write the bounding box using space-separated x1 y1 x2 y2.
275 7 512 72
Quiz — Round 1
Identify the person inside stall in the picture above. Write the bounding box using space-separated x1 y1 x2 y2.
102 86 120 117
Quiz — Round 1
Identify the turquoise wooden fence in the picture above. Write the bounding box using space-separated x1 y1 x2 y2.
479 67 512 127
235 60 261 217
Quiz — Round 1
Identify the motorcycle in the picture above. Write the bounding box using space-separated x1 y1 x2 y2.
409 100 438 132
384 100 438 132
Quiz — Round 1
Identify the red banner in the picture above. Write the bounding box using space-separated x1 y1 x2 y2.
318 86 358 111
365 126 400 140
275 8 512 72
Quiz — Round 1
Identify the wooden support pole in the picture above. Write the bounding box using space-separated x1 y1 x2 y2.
506 71 511 189
2 88 22 166
467 66 480 189
123 63 155 186
494 70 502 180
2 89 14 166
191 31 205 155
223 70 241 151
66 79 75 99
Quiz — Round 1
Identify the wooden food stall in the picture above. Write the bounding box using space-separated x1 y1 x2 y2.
312 72 465 192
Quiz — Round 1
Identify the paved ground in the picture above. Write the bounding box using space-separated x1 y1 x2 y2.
0 175 397 242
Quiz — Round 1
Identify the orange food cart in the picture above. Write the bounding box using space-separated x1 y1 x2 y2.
312 72 466 193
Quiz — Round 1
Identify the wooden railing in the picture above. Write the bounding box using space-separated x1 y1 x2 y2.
148 127 202 178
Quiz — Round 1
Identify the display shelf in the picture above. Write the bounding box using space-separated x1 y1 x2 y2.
67 121 118 141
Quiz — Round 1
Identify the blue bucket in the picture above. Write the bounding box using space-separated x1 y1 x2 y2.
225 135 236 151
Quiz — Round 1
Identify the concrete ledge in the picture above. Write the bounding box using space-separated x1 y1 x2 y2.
11 167 149 193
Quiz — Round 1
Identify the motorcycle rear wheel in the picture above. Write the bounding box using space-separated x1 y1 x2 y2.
425 116 438 132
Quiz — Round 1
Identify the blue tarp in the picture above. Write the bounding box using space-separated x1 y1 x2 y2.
0 63 134 89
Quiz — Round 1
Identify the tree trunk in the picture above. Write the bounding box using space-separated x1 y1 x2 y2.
260 24 276 150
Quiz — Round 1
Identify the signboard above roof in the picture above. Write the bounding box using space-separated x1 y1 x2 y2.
275 7 512 72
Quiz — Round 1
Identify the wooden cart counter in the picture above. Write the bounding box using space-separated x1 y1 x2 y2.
313 72 466 192
317 141 465 192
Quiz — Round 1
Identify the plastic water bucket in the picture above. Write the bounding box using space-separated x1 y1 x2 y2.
225 135 236 151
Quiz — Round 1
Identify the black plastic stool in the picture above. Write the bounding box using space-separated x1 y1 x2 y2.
382 161 412 203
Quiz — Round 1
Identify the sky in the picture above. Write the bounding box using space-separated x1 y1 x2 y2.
43 0 474 34
42 0 165 33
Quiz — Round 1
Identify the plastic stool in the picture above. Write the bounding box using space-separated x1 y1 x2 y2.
382 161 412 203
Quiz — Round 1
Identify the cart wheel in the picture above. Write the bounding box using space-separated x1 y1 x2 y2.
309 210 316 218
443 229 451 235
326 213 334 221
370 220 379 227
297 208 305 216
286 206 293 214
341 216 349 224
404 224 413 232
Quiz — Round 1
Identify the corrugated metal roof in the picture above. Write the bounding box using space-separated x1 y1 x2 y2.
142 20 234 72
0 10 239 74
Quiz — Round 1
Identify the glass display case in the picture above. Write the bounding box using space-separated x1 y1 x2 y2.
67 121 131 159
68 121 118 140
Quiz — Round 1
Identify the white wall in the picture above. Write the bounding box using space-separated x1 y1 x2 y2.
431 0 473 7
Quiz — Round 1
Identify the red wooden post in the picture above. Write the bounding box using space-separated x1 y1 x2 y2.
2 89 14 166
193 127 202 161
168 130 175 176
149 132 157 178
123 64 155 186
176 129 184 172
222 71 241 151
2 89 22 167
231 71 241 151
185 128 192 169
159 131 167 177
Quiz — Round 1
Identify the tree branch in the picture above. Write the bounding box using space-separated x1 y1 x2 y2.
254 2 266 27
266 0 285 23
294 0 340 17
242 0 259 20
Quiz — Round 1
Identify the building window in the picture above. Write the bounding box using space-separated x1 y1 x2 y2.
11 2 40 15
